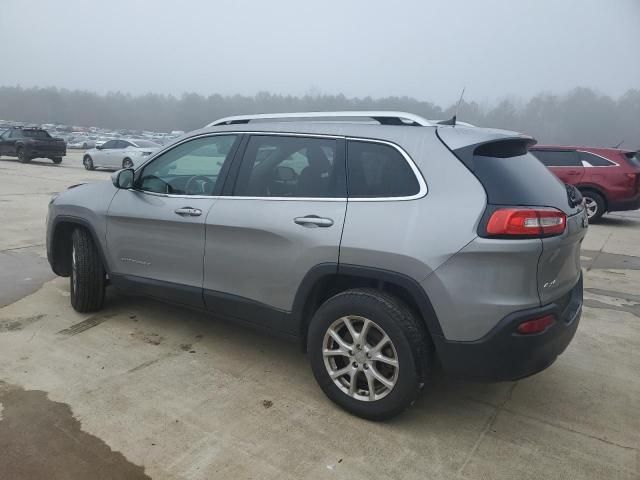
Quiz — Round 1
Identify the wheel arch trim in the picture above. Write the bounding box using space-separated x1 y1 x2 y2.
292 263 444 343
48 215 111 276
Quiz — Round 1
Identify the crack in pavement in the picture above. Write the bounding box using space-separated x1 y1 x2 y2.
457 382 519 476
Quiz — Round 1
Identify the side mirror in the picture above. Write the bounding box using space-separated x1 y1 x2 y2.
112 168 134 189
96 145 103 150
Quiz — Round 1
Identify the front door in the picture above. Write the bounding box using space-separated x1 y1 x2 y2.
203 134 347 333
106 133 241 307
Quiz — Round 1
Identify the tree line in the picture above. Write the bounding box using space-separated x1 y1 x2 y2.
0 86 638 148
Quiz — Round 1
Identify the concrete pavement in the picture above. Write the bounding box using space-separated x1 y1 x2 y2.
0 152 638 479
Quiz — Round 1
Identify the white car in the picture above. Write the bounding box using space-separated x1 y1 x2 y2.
82 139 161 170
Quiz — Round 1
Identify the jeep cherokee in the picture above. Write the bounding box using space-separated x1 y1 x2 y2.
46 111 587 419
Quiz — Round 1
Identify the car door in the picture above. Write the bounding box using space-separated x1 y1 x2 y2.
105 133 241 308
94 140 116 167
531 150 584 185
203 133 347 334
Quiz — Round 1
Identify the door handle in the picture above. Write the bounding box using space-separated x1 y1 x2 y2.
294 215 334 227
175 207 202 217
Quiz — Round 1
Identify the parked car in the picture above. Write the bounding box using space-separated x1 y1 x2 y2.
82 139 161 170
46 111 586 419
68 138 96 149
0 127 66 163
531 146 640 221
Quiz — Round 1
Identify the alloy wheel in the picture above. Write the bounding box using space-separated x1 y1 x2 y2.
322 315 399 401
584 197 598 219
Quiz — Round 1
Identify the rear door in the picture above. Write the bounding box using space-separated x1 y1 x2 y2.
106 134 240 307
531 149 584 185
202 133 347 334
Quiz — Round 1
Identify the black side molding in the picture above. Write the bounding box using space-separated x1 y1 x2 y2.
48 215 112 276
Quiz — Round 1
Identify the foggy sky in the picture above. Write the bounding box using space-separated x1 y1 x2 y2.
1 0 638 106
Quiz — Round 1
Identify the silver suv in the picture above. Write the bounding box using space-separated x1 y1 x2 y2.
46 112 587 419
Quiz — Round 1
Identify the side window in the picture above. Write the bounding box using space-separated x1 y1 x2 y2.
10 130 23 139
118 140 131 149
101 140 117 149
234 135 343 198
347 140 420 198
137 135 238 196
531 150 580 167
579 152 615 167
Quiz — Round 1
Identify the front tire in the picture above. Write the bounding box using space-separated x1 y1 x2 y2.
122 158 133 169
70 228 105 312
308 289 431 420
581 190 605 222
52 157 63 164
83 155 94 170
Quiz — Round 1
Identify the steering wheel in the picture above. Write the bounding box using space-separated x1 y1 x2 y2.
185 175 214 195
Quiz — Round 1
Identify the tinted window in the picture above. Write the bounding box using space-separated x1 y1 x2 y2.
101 140 118 149
579 152 615 167
347 141 419 198
138 135 238 195
116 140 130 148
472 151 574 211
234 135 343 198
21 130 51 139
530 150 581 167
627 152 640 168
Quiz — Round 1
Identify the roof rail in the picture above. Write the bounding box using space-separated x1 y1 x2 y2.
206 111 433 127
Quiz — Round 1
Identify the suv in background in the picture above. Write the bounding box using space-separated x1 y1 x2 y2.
46 112 586 419
0 127 67 164
531 146 640 221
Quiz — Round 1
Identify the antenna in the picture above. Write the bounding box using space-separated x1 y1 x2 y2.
613 140 624 149
440 87 466 126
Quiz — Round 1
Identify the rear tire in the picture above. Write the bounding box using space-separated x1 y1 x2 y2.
122 158 133 169
52 157 62 164
70 228 105 313
307 288 431 420
581 190 605 222
17 148 29 163
83 155 94 170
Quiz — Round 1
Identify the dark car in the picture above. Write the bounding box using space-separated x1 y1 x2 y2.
0 127 67 164
531 146 640 221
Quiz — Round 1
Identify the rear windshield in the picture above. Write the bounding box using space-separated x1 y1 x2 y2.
470 151 578 215
131 139 160 148
625 152 640 168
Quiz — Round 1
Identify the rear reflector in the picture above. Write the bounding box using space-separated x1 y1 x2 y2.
517 315 555 334
486 208 566 237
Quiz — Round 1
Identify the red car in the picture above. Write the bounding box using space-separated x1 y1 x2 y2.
531 146 640 221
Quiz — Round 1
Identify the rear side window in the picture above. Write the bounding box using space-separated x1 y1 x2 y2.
472 151 571 209
579 152 615 167
234 135 344 198
347 141 419 198
530 150 581 167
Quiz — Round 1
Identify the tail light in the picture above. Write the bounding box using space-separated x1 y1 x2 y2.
625 172 639 191
517 314 555 334
485 208 566 238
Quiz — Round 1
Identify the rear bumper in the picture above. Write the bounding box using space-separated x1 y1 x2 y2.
433 274 583 382
608 194 640 212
